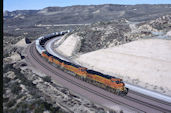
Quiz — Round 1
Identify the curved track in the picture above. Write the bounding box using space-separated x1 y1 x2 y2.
27 42 171 113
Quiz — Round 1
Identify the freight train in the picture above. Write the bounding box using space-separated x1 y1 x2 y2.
35 31 128 96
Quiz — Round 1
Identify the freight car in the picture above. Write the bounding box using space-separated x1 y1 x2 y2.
36 45 45 55
35 31 128 96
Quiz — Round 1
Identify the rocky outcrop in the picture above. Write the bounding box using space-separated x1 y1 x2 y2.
138 24 158 32
25 37 31 44
5 53 21 63
15 38 27 47
137 15 171 32
149 15 171 30
4 71 16 79
166 31 171 36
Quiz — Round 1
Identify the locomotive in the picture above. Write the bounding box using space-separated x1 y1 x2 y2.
35 31 128 96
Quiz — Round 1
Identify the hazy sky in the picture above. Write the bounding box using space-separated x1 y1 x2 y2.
4 0 171 11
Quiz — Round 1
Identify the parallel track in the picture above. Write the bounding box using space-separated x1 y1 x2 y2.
128 90 171 106
28 43 171 113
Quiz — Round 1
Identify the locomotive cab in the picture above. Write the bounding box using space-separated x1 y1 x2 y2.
111 78 128 95
78 67 87 78
79 67 87 72
110 78 125 90
48 56 53 62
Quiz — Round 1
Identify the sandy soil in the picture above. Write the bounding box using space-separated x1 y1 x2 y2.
6 53 21 62
15 38 27 47
74 39 171 95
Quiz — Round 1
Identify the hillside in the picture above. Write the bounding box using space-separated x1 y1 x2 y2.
4 4 171 45
4 4 171 27
60 15 171 54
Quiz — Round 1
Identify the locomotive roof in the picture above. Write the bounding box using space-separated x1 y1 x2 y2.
43 51 81 68
53 55 63 62
87 69 114 79
63 60 81 68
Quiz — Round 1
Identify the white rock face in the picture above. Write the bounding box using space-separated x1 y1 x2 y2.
37 8 60 15
166 31 171 36
8 53 21 62
5 71 16 79
15 38 27 47
93 9 100 14
75 39 171 90
54 36 66 46
138 24 158 32
55 34 81 57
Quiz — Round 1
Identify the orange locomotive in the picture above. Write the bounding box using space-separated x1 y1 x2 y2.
86 69 128 95
41 51 128 96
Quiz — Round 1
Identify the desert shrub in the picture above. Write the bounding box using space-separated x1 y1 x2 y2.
4 108 16 113
108 109 116 113
3 64 13 73
3 77 11 84
11 82 22 94
6 99 16 108
120 110 123 113
3 46 18 58
3 97 9 103
43 76 52 83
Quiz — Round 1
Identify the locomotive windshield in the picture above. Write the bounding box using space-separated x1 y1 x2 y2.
80 68 86 71
116 81 120 84
111 80 120 84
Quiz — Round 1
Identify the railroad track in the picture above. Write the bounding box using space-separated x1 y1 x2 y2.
28 42 171 113
128 90 171 106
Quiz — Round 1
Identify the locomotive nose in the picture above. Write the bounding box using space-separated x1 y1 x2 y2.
119 83 125 87
122 83 125 86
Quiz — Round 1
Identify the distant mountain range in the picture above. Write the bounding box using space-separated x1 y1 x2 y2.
3 4 171 27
